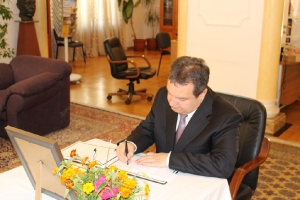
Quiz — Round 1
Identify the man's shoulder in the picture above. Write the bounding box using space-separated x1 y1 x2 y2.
155 86 168 98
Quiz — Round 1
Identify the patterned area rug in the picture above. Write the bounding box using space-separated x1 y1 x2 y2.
0 103 300 199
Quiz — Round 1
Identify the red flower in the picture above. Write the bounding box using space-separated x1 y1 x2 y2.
70 150 76 158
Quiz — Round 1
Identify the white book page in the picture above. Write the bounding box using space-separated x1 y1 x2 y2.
62 141 118 167
113 153 178 184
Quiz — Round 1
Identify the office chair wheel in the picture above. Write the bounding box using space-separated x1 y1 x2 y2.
147 97 153 101
107 95 112 100
125 99 131 105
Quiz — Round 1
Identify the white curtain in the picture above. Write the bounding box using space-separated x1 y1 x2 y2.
74 0 124 58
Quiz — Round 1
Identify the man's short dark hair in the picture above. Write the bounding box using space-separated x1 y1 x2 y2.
168 56 210 97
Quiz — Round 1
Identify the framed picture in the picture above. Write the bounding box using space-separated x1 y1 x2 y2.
6 126 76 200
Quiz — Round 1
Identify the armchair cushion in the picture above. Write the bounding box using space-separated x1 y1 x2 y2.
7 72 61 97
0 90 11 120
0 63 14 90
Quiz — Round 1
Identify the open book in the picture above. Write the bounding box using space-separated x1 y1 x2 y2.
62 140 177 184
62 140 118 168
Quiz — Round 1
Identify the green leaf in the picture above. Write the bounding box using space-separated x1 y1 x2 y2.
64 188 70 198
122 0 133 24
134 0 142 7
97 181 108 193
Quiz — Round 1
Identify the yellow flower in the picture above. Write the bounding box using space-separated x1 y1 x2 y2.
64 168 76 179
52 167 58 174
81 157 89 166
108 165 118 171
60 175 68 183
118 170 128 180
144 182 150 195
123 178 136 189
70 149 76 158
83 182 94 194
119 186 132 198
88 160 98 168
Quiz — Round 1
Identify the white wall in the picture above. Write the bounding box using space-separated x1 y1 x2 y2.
185 0 264 98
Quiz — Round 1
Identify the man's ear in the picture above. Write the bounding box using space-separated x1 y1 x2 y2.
199 88 208 99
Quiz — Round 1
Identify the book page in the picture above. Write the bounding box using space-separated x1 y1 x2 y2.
113 153 178 184
62 141 118 167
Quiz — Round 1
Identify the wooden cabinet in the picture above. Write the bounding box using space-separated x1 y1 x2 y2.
279 62 300 106
160 0 178 40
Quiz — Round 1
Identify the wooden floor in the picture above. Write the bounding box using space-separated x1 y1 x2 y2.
69 50 300 144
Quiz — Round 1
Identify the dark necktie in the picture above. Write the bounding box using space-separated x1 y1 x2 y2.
175 114 188 143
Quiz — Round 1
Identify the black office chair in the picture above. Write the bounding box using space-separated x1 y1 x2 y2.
156 32 171 76
53 29 87 63
103 37 156 105
217 93 270 200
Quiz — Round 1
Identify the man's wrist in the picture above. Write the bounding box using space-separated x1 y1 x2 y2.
118 141 137 152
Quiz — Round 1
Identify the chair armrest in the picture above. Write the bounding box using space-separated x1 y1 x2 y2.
126 55 152 68
0 90 11 111
106 55 140 79
7 72 61 97
229 137 270 200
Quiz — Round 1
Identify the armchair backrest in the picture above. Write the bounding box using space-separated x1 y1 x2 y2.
217 93 267 190
103 37 128 78
53 29 64 42
0 64 14 89
9 55 72 82
156 32 171 49
53 29 72 43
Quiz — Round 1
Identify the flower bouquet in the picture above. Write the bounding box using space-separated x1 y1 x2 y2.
53 149 149 200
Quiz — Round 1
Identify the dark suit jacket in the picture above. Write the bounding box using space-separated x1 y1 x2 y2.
127 86 243 179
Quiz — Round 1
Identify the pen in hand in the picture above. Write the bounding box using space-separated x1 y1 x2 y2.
125 139 129 165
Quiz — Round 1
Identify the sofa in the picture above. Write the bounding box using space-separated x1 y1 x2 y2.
0 55 72 138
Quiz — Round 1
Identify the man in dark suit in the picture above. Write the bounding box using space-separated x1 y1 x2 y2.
116 56 243 179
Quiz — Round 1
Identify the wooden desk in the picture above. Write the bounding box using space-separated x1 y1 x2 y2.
279 61 300 106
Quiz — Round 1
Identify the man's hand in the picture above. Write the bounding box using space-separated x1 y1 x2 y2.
136 152 168 168
116 142 134 163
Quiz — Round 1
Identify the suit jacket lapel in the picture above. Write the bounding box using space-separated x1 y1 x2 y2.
173 88 214 151
166 106 177 151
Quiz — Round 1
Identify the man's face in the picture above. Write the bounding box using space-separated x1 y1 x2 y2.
166 80 207 114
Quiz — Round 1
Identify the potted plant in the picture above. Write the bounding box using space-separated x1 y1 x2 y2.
118 0 146 51
0 0 14 58
144 5 159 50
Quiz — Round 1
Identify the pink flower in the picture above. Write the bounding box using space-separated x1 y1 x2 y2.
93 176 107 191
101 187 118 200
